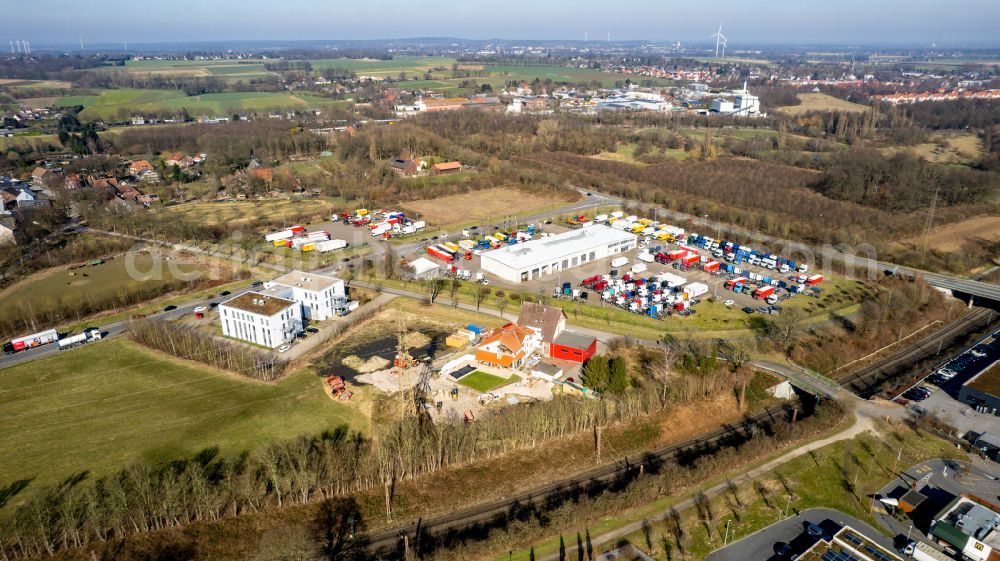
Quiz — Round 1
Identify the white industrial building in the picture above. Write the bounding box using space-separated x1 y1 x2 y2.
711 82 761 116
263 271 349 321
219 292 302 348
710 98 735 113
480 225 637 283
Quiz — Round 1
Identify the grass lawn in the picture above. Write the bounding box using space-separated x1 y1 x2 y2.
51 88 340 120
502 418 964 561
776 92 869 115
458 370 520 393
0 339 366 498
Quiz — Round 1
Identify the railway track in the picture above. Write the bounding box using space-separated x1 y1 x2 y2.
359 401 802 558
838 307 997 397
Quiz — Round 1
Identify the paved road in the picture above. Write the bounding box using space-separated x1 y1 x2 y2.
707 507 895 561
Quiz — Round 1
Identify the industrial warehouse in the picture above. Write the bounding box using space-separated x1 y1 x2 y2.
479 224 636 283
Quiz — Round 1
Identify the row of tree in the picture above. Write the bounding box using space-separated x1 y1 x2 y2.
126 319 288 381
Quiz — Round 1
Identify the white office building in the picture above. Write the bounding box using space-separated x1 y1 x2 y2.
219 292 302 348
263 271 349 321
480 225 637 283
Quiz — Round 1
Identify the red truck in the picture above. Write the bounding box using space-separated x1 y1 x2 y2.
724 277 747 291
806 274 824 286
703 260 721 272
426 245 455 263
752 286 775 299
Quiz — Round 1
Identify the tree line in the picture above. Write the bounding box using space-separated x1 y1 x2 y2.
126 319 289 381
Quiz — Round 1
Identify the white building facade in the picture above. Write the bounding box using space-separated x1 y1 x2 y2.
219 292 302 348
263 271 348 321
480 225 637 283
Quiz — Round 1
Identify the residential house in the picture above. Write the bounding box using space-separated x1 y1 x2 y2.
390 158 422 177
129 160 154 175
131 116 145 125
0 217 16 244
475 323 541 369
164 152 194 169
431 161 462 175
117 184 143 202
516 302 566 356
0 129 13 138
1 184 48 211
136 168 161 183
30 167 59 187
63 174 83 190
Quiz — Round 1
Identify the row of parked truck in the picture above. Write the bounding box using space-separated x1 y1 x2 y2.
265 226 350 253
2 327 102 355
425 226 538 263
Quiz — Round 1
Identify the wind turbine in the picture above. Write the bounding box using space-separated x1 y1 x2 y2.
9 41 13 54
24 41 30 55
710 23 727 58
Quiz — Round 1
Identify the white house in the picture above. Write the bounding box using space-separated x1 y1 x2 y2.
219 292 302 348
263 270 349 321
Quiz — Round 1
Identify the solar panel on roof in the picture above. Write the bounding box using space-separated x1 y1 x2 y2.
863 545 894 561
842 533 863 547
822 551 861 561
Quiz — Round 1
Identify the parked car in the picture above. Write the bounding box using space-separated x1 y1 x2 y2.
723 299 734 307
163 305 177 312
193 306 208 313
742 306 755 314
277 344 291 353
219 290 231 296
251 280 263 287
306 327 319 334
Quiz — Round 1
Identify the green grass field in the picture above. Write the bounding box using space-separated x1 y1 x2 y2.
0 339 364 493
458 371 520 393
52 88 344 120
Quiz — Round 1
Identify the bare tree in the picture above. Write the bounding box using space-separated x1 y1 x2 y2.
474 285 491 313
424 278 445 304
447 279 462 307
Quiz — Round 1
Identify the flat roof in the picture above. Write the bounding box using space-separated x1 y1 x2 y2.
554 332 597 350
268 270 343 293
221 291 296 316
966 360 1000 397
482 225 636 270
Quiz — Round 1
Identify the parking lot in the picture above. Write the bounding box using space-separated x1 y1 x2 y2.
402 222 819 317
893 327 1000 422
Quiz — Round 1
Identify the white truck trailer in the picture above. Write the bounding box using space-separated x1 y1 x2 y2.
57 328 102 350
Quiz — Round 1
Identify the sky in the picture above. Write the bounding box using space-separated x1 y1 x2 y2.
4 0 1000 47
